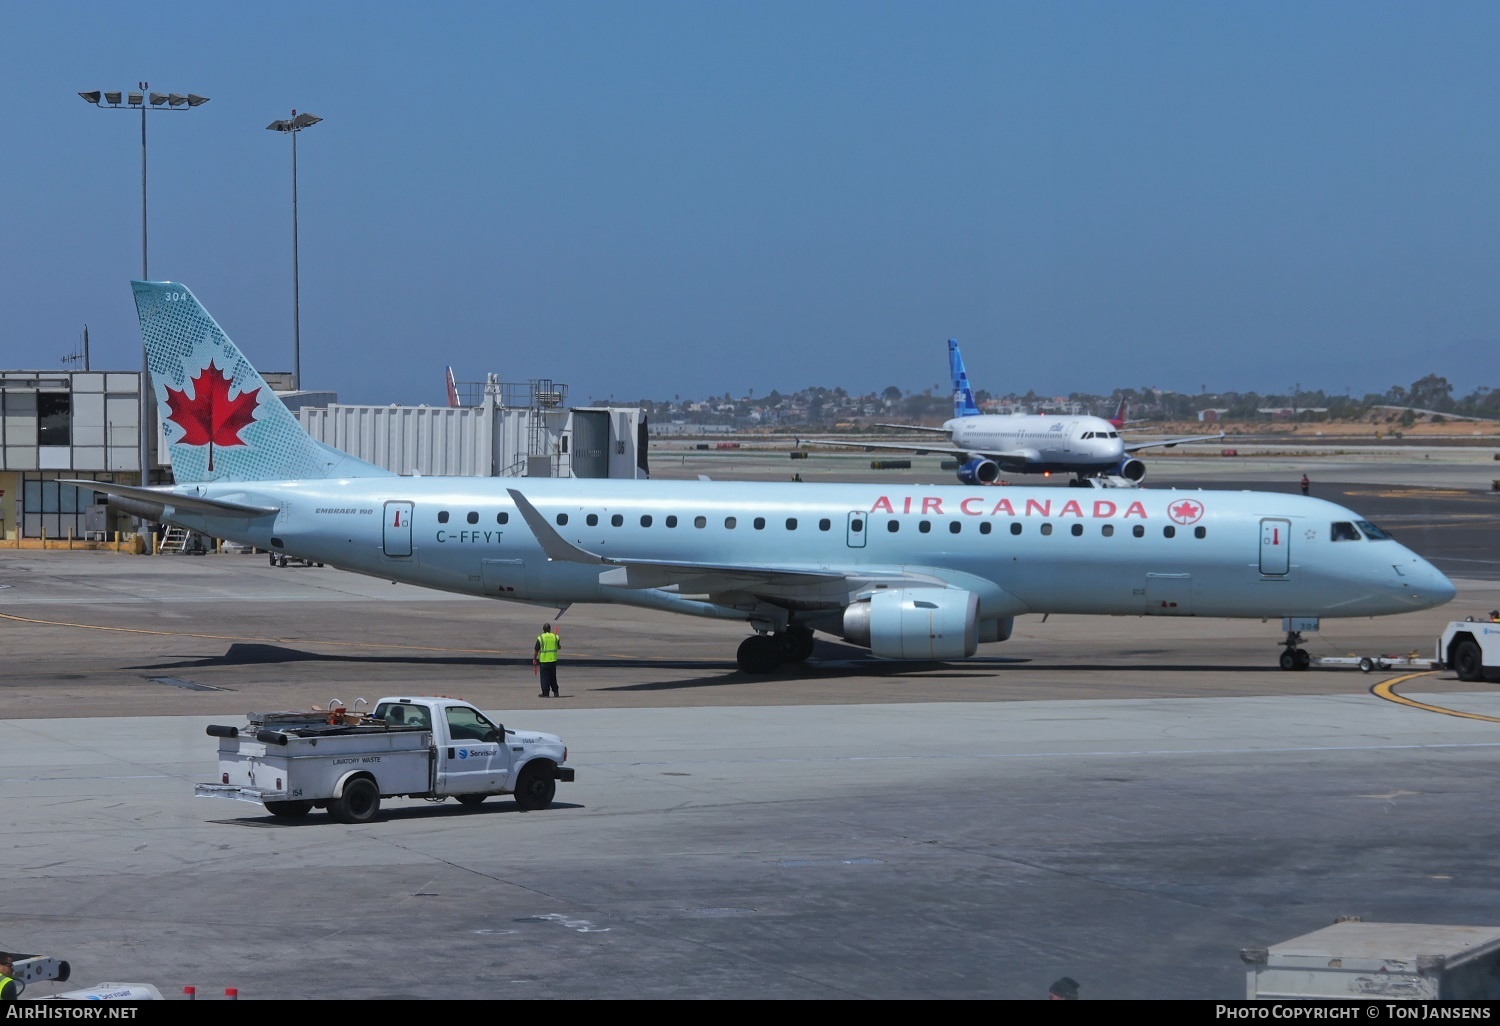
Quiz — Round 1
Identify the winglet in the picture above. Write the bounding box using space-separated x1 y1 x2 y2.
948 339 981 418
506 488 608 565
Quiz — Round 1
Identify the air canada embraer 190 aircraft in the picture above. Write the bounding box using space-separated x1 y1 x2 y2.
815 339 1224 486
77 282 1454 675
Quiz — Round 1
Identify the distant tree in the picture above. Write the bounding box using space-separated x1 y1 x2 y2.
882 385 903 402
1407 374 1453 412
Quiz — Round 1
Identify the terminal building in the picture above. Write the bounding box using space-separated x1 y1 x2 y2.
0 368 647 542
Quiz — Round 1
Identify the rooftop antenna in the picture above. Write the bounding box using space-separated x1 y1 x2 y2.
61 325 90 371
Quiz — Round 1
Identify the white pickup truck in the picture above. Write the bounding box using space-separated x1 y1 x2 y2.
1437 620 1500 683
195 696 575 823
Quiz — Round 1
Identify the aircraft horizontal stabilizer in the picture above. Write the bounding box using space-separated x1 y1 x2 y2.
63 481 279 519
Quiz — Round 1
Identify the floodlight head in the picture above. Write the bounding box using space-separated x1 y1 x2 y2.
185 94 209 107
167 93 187 107
103 91 122 105
149 92 168 106
127 91 143 106
290 112 323 130
266 119 292 132
78 90 102 105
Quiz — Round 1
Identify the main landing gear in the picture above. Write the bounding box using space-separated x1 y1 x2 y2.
736 627 815 674
1279 630 1312 671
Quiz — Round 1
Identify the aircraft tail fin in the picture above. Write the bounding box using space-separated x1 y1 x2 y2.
1109 398 1127 429
132 281 395 484
948 338 981 418
446 366 461 407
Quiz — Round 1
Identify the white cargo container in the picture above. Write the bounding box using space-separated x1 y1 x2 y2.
1241 919 1500 1000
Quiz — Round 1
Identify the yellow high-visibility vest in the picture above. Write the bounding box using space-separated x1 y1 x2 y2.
536 632 560 663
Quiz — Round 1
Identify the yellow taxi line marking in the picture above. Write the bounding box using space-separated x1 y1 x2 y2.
1371 671 1500 723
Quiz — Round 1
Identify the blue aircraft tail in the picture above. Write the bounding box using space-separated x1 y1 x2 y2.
948 339 981 418
132 280 393 484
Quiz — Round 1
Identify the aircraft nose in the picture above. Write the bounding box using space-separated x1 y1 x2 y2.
1403 556 1456 610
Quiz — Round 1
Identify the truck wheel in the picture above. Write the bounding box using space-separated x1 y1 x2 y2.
514 763 557 811
1358 657 1374 673
264 800 313 818
330 777 381 823
455 793 487 807
1454 640 1485 682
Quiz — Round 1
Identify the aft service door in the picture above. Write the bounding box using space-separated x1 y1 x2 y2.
384 501 413 558
847 511 867 548
1260 518 1290 576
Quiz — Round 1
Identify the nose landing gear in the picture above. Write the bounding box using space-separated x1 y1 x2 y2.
1279 630 1312 671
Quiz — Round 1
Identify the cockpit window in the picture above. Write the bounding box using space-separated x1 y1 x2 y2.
1106 431 1119 438
1330 522 1361 542
1355 520 1393 541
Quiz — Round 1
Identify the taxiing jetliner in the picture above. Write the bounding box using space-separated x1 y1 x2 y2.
77 282 1454 675
816 340 1223 485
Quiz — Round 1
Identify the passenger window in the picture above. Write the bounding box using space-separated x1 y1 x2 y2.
1102 524 1114 537
611 514 623 527
919 521 931 534
555 513 568 526
785 518 798 530
586 514 599 527
819 518 831 531
437 511 450 524
694 516 707 529
754 517 766 530
979 521 991 535
1164 526 1176 538
496 512 509 525
665 515 678 528
640 515 653 527
1010 522 1022 536
949 521 961 534
1331 522 1360 541
1132 525 1144 538
725 517 737 529
1194 526 1206 539
887 520 900 533
467 511 479 525
1070 524 1083 537
1040 523 1053 536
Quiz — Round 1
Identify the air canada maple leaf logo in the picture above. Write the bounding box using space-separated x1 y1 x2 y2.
164 361 260 471
1168 499 1205 525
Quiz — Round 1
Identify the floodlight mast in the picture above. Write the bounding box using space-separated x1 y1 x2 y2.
266 111 323 392
78 82 209 508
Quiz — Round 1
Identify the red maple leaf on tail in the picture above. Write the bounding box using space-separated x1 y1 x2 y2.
163 361 260 472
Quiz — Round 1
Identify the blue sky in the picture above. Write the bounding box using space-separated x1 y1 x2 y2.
2 1 1497 406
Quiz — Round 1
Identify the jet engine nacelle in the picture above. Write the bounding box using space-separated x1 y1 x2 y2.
841 588 980 660
956 458 1002 485
1113 457 1147 482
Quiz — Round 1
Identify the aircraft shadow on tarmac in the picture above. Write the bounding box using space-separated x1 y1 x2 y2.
125 641 1296 690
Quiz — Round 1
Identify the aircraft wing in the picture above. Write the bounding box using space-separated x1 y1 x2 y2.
801 437 1042 468
873 423 950 434
1123 431 1226 453
802 437 969 458
507 488 951 599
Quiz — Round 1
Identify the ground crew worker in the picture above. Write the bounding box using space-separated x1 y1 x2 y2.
534 623 561 697
1300 474 1310 496
1048 976 1079 1000
0 951 19 1001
